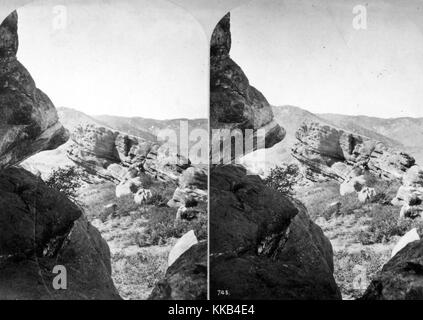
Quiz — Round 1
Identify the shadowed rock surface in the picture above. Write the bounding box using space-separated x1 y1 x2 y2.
0 12 119 300
210 165 341 299
0 11 69 170
361 239 423 300
0 168 120 299
210 13 285 162
149 241 207 300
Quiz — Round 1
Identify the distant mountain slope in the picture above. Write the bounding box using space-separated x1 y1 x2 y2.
57 107 109 132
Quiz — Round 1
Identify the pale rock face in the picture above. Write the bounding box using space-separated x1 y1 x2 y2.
391 228 420 258
168 230 198 267
134 188 153 205
0 11 69 170
394 165 423 219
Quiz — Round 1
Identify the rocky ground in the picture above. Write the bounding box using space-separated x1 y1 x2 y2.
75 181 206 300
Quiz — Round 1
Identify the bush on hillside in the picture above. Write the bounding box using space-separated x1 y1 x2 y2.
45 166 88 200
264 164 300 196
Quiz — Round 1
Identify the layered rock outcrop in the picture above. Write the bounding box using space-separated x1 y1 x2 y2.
361 238 423 300
292 122 415 183
210 13 285 163
209 14 340 300
67 124 190 183
0 12 119 300
0 11 69 170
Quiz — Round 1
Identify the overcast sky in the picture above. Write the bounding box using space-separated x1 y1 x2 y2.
230 0 423 118
16 0 208 119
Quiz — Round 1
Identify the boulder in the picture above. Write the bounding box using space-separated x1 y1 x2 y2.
393 165 423 219
168 166 208 209
210 13 285 163
179 167 207 190
391 228 420 258
210 165 341 300
362 239 423 300
102 203 117 219
0 11 69 170
358 187 376 204
0 167 120 299
134 188 153 205
149 241 207 300
167 187 207 208
340 175 366 196
168 230 198 267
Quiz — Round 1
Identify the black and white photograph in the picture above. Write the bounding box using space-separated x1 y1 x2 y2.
0 0 208 300
210 0 423 301
1 0 423 307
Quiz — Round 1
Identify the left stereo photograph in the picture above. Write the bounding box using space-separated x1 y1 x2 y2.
0 0 208 300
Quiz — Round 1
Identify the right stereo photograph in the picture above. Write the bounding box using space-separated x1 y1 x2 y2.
210 0 423 300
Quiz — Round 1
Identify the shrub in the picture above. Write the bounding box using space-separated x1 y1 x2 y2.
146 193 167 207
358 206 408 245
363 172 402 205
134 206 207 247
264 164 300 196
45 166 88 200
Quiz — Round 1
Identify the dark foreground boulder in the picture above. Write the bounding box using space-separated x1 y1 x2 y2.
210 165 341 300
361 239 423 300
0 168 120 299
149 241 207 300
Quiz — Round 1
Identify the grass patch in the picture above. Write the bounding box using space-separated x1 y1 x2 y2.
133 206 207 247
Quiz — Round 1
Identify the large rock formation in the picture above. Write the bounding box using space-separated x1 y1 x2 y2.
67 124 190 183
0 12 119 300
0 167 120 299
210 165 341 299
168 166 207 210
149 241 207 300
209 14 340 300
0 11 69 170
392 165 423 219
292 122 415 182
361 239 423 300
210 13 285 163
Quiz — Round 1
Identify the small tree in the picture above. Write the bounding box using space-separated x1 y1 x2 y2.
45 166 88 200
264 164 300 196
